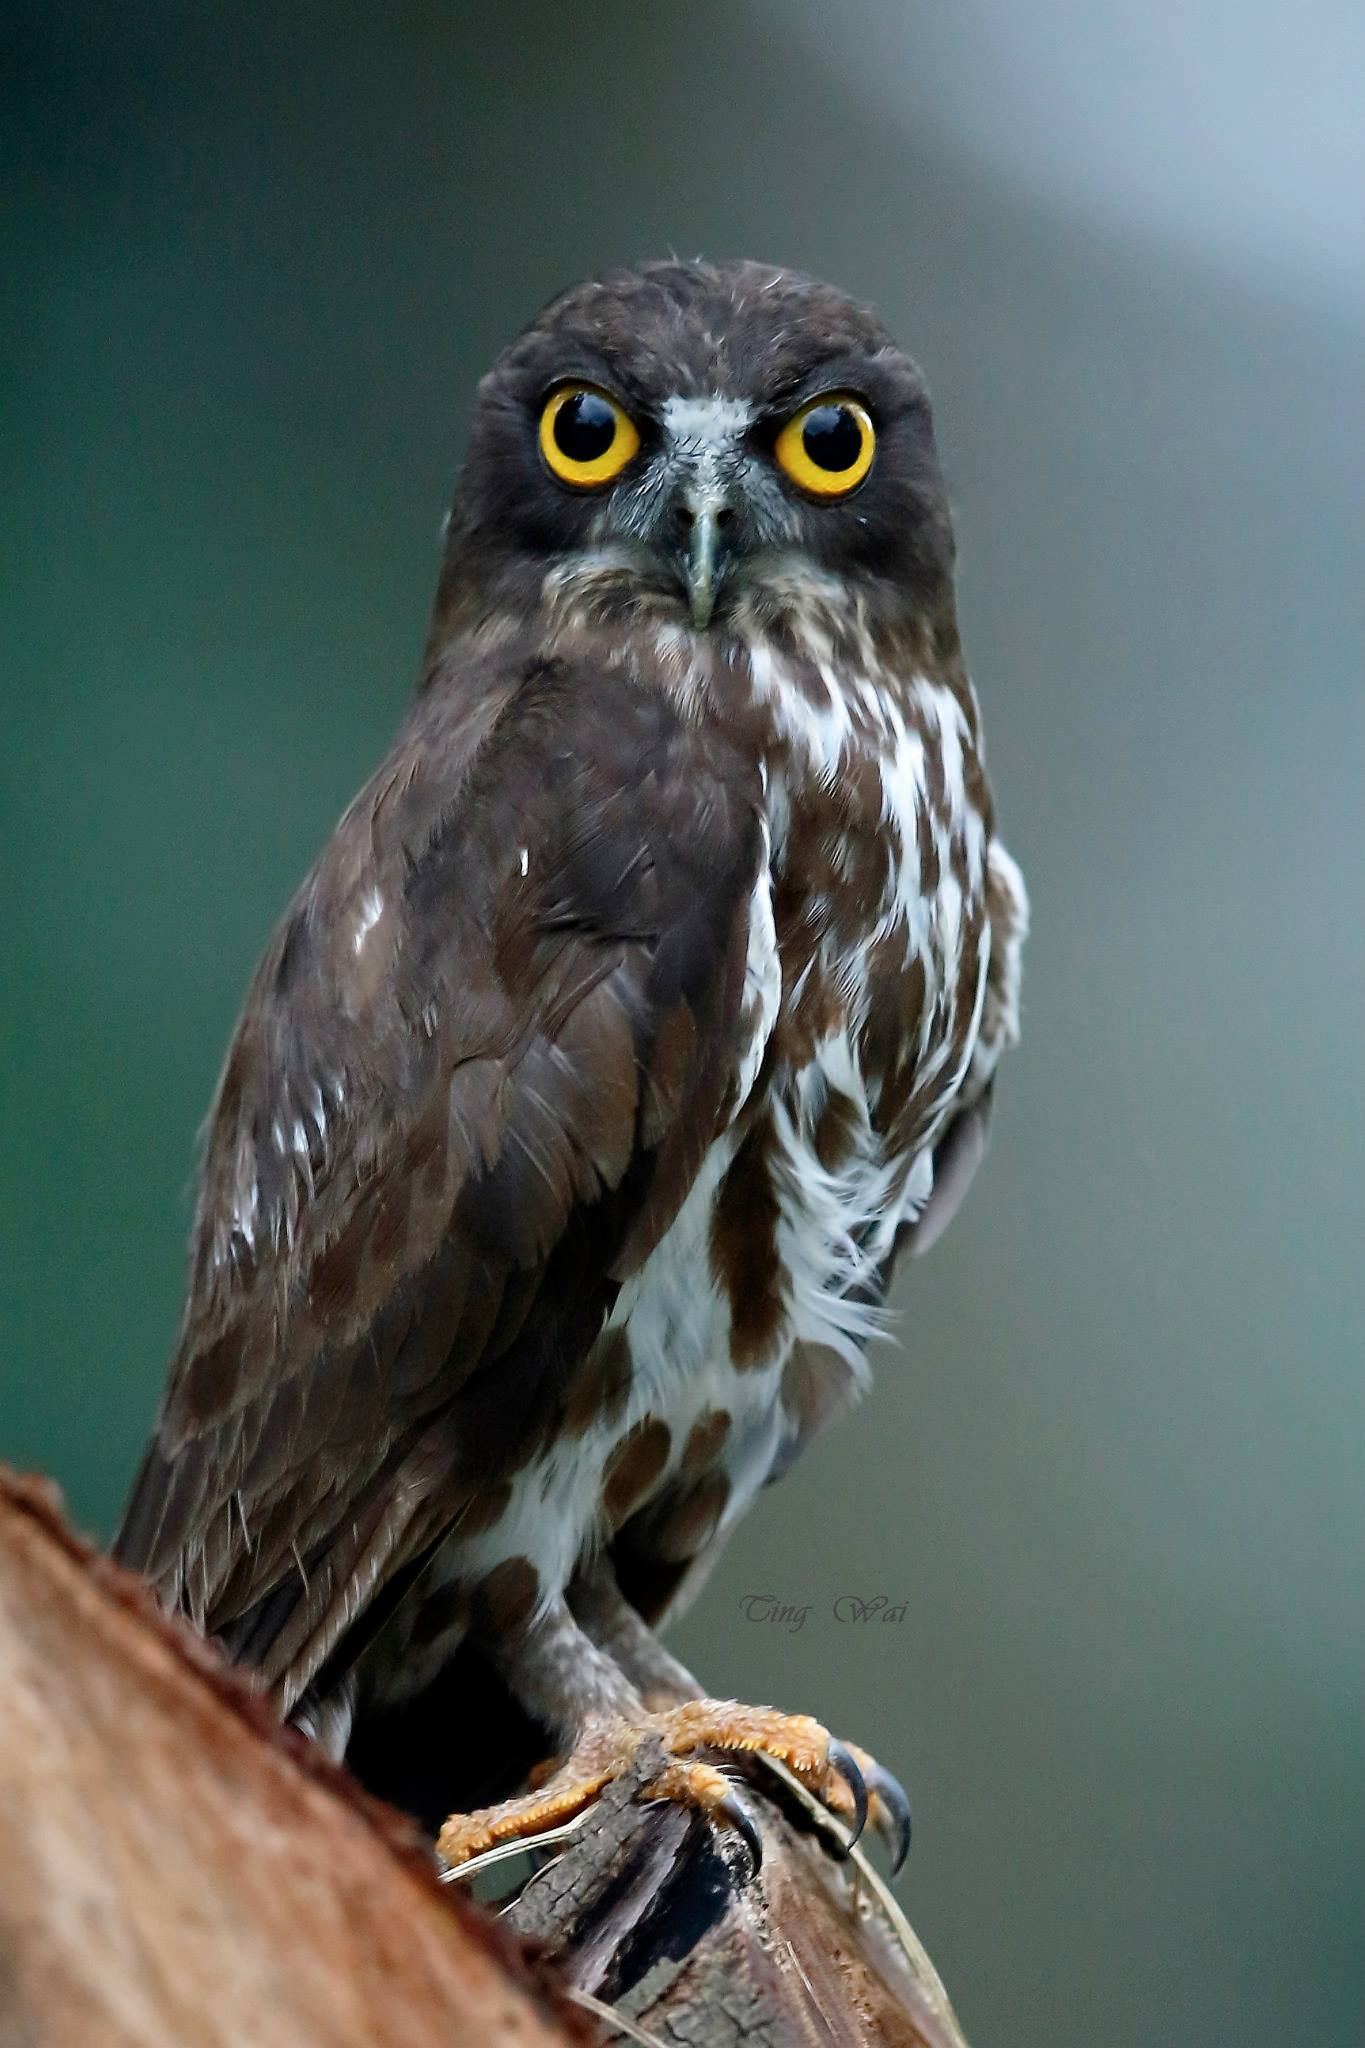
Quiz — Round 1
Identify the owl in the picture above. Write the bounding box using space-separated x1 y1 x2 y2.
115 260 1028 1874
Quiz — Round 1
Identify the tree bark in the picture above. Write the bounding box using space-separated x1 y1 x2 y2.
0 1468 968 2047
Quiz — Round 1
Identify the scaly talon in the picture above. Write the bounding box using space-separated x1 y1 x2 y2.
826 1738 869 1850
864 1755 913 1874
809 1740 912 1874
436 1698 897 1879
827 1743 912 1874
715 1783 764 1875
642 1758 764 1876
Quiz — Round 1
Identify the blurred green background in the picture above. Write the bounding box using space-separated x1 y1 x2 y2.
3 4 1361 2041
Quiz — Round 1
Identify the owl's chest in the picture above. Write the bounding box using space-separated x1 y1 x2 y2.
759 664 993 1199
613 668 993 1484
372 660 993 1688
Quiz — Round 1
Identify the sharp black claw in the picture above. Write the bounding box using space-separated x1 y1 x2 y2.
827 1738 869 1850
867 1761 913 1876
716 1786 764 1878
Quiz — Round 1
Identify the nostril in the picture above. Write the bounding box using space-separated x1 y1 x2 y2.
675 502 734 534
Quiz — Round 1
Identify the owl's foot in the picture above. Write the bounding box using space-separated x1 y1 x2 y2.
435 1698 876 1877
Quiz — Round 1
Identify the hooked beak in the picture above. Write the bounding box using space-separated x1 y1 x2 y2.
680 493 732 630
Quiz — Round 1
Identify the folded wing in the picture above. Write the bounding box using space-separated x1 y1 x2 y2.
115 650 764 1709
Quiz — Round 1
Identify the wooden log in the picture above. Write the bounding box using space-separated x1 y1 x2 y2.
489 1736 969 2047
0 1467 969 2047
0 1469 581 2048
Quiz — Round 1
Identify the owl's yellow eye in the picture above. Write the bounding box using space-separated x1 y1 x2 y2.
539 383 641 488
774 394 875 498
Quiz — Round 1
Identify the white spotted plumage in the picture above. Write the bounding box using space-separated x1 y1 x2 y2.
382 623 1021 1679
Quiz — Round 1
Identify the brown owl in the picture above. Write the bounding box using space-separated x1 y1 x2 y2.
115 260 1028 1875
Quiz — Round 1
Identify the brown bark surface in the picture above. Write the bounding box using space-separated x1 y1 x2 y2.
0 1468 968 2048
0 1470 580 2048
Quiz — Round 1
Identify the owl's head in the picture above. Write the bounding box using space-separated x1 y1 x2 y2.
438 260 956 649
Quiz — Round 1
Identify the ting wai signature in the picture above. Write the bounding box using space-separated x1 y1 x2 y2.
739 1592 909 1635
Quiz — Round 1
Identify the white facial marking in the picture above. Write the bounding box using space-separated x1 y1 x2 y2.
660 394 754 449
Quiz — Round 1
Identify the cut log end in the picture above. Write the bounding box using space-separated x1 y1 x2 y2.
0 1468 968 2047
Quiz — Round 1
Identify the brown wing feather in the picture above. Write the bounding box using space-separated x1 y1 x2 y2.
115 645 762 1707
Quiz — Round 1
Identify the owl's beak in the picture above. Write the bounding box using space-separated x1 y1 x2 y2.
679 492 732 631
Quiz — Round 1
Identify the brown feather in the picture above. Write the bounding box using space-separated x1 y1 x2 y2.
115 640 762 1709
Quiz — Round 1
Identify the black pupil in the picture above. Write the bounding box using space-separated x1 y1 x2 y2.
802 403 863 472
554 390 618 463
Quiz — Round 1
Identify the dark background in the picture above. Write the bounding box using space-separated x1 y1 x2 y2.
4 4 1361 2041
